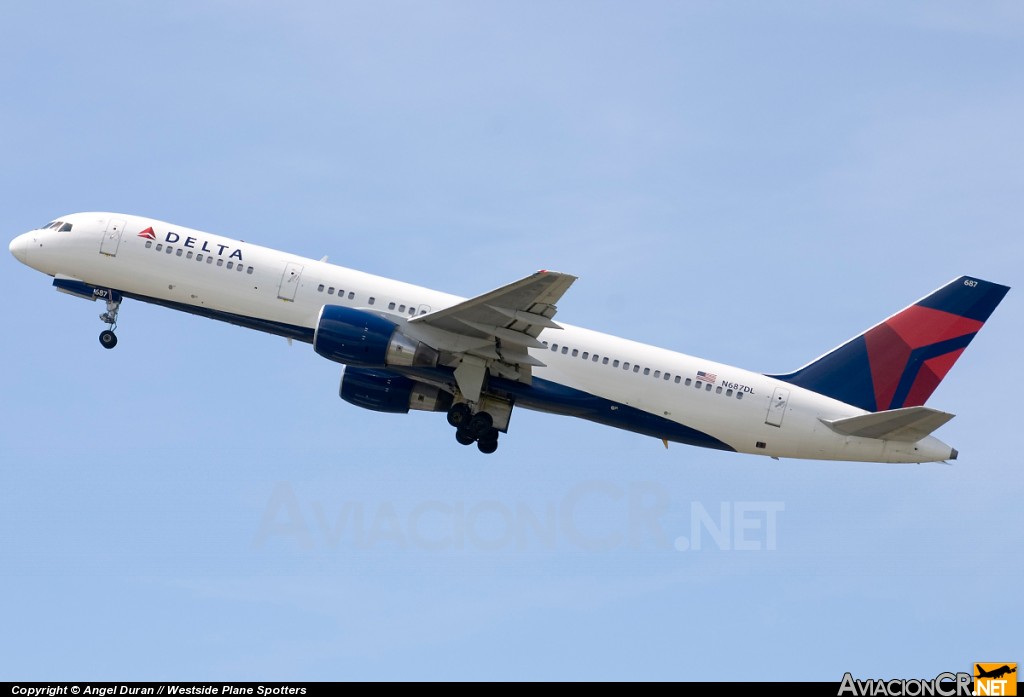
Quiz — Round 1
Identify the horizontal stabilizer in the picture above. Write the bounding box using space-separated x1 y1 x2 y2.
820 406 954 442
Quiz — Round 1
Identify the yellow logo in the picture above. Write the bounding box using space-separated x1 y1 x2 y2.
975 663 1017 697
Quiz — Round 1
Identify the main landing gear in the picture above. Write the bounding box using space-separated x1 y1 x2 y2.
447 402 500 454
98 294 121 349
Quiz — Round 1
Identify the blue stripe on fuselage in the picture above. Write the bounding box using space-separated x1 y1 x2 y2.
113 289 734 451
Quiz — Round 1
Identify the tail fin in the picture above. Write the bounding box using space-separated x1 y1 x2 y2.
769 276 1009 412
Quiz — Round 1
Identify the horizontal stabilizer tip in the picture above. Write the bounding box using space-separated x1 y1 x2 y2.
820 406 954 442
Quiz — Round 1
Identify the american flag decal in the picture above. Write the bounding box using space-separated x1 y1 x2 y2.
697 370 717 384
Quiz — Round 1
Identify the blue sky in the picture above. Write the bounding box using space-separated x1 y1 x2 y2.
1 0 1021 680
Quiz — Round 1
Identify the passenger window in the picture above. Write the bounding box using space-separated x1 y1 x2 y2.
145 241 152 249
561 346 568 354
166 247 173 254
207 256 213 264
643 368 650 376
716 386 722 394
388 302 396 310
593 355 600 362
706 383 712 391
328 287 335 295
551 344 558 351
399 305 406 312
582 352 589 360
318 284 325 292
348 292 355 300
156 244 163 251
737 392 744 400
696 381 702 389
237 264 243 271
726 389 734 397
685 378 691 386
602 357 609 365
217 259 224 267
186 251 193 259
623 362 630 370
176 249 183 257
653 370 660 378
613 360 620 368
247 266 253 274
368 297 375 305
633 365 640 373
664 373 670 381
571 349 578 357
227 261 234 269
674 376 681 383
197 254 203 262
409 307 415 315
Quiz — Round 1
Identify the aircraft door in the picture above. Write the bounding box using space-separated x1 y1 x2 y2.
765 387 790 427
100 218 126 256
277 262 304 301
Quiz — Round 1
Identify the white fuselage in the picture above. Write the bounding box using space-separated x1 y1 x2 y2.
9 212 957 463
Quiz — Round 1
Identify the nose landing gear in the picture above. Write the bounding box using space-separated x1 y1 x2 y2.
98 294 121 349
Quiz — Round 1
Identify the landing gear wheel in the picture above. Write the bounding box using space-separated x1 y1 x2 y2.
455 429 475 446
447 403 472 428
97 292 122 349
99 330 118 349
477 437 499 454
466 412 494 439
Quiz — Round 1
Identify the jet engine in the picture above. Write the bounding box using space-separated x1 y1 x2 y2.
314 305 439 368
340 367 453 414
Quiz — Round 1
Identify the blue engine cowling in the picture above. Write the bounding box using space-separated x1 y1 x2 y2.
340 367 453 414
314 305 439 368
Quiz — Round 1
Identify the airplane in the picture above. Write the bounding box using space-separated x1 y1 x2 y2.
976 665 1017 680
8 212 1009 460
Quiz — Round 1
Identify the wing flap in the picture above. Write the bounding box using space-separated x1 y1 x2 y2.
403 270 575 397
486 305 563 330
820 406 955 442
409 270 576 340
455 319 549 349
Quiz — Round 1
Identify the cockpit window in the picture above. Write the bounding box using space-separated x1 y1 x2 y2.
38 220 73 231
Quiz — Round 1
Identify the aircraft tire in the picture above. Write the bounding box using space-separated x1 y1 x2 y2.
447 403 472 428
99 330 118 349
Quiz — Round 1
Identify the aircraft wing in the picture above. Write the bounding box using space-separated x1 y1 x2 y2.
407 270 576 399
820 406 955 442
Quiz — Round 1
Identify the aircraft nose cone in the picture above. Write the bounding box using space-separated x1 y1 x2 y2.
9 234 28 263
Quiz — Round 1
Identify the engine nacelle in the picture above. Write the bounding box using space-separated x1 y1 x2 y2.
340 367 453 414
314 305 439 368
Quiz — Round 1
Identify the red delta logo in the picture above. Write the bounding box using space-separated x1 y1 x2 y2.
137 227 157 240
